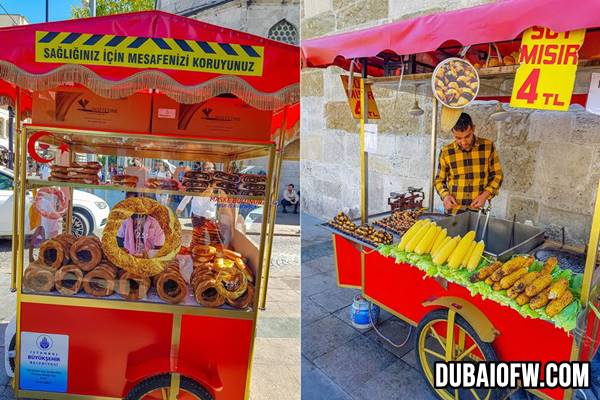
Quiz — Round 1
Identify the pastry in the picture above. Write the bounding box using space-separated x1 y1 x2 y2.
23 263 55 292
54 264 84 295
117 271 151 300
154 260 188 304
83 262 118 297
38 239 65 270
69 236 103 272
102 197 181 277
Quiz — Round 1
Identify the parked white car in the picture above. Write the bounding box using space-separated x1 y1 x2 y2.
0 166 110 237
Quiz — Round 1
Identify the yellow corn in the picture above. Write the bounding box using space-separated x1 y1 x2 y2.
530 287 552 310
432 236 460 266
430 228 448 255
525 274 553 297
470 261 502 283
500 267 528 289
500 256 528 275
515 293 530 306
548 278 569 300
405 221 432 252
484 277 494 285
546 290 574 317
431 236 451 258
507 286 520 299
541 256 558 275
447 231 476 269
398 219 427 251
512 271 540 293
466 241 485 272
426 226 444 254
461 241 477 268
414 225 439 255
492 281 502 291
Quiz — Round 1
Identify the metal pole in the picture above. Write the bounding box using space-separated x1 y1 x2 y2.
45 0 49 22
581 177 600 305
359 59 369 291
360 58 368 224
9 91 20 292
259 107 288 310
7 105 13 170
90 0 96 17
13 88 26 392
429 98 438 211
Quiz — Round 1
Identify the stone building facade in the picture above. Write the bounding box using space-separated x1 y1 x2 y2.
157 0 301 197
158 0 300 44
301 0 600 246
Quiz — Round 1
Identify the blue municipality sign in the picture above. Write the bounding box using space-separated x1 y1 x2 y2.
20 332 69 392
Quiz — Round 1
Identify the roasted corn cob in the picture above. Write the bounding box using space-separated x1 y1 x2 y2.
491 256 527 282
492 281 503 291
515 293 530 306
507 286 520 299
530 287 552 310
512 271 540 293
500 256 529 275
548 278 569 300
525 274 553 297
470 261 502 283
484 277 494 285
541 256 558 275
546 291 574 317
500 268 529 289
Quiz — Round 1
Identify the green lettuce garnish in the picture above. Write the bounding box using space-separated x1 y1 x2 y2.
376 246 583 332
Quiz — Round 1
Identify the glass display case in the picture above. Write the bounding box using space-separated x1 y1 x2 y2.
19 125 275 313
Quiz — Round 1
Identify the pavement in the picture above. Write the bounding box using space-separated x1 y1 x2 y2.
300 212 598 400
249 210 300 400
0 210 299 399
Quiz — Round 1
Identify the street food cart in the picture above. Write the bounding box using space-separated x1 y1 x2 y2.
0 11 299 400
302 0 600 399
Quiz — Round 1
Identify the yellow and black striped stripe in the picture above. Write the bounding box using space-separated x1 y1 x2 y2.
35 31 264 76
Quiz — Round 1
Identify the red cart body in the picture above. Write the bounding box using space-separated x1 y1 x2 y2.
333 234 600 400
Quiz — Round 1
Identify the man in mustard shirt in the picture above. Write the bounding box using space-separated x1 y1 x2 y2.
434 113 503 214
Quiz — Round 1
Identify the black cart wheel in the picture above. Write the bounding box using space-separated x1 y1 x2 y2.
415 309 503 400
126 374 213 400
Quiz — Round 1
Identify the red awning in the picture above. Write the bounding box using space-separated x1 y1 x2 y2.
0 11 299 109
302 0 600 74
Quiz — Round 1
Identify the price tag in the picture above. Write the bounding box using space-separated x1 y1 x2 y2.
510 27 586 111
340 75 380 119
364 123 378 153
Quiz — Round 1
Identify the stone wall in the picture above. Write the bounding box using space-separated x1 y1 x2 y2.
300 0 600 246
172 0 300 43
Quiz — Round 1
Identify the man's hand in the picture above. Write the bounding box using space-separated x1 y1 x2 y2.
176 209 183 217
470 191 491 210
443 195 458 211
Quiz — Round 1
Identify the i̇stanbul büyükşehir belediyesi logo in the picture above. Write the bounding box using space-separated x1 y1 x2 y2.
36 335 53 351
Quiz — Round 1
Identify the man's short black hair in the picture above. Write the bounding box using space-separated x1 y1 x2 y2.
452 113 474 132
288 184 294 188
179 161 184 166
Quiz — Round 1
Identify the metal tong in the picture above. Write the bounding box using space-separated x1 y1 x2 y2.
474 201 492 242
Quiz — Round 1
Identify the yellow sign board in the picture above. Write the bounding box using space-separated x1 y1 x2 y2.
35 31 264 76
340 75 380 119
510 27 585 111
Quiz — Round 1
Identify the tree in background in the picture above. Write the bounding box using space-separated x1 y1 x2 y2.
71 0 154 18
